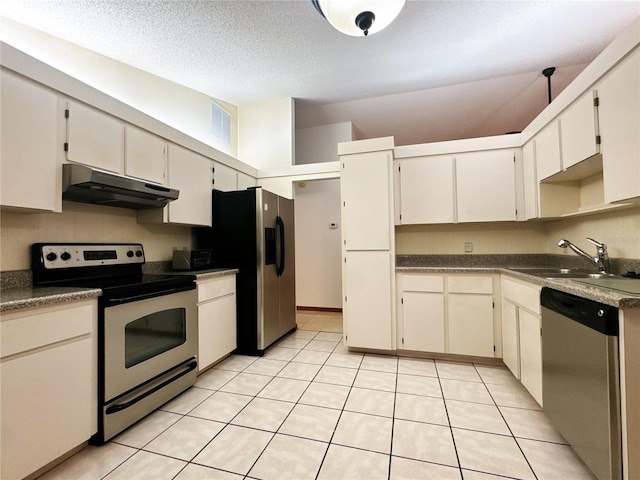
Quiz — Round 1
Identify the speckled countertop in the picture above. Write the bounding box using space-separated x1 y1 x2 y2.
0 286 102 313
396 265 640 309
169 268 239 280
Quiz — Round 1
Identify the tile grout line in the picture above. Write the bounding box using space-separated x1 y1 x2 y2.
434 360 465 480
471 362 540 480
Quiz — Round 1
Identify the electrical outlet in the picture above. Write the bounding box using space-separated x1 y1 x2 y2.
464 242 473 253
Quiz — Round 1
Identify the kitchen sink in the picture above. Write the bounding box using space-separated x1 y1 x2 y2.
511 268 620 279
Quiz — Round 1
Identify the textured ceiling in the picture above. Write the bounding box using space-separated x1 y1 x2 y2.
2 0 639 109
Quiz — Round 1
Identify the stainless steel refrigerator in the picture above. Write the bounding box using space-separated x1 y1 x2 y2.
195 187 296 355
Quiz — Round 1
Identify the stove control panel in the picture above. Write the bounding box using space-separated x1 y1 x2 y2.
35 243 145 269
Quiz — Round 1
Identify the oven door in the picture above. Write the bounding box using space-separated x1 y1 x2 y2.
103 288 197 402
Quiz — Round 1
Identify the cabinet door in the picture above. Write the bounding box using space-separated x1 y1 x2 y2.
447 294 494 357
124 125 167 184
399 155 455 224
599 48 640 203
501 299 520 378
535 120 562 180
66 101 124 174
345 250 393 350
213 161 237 191
341 151 391 250
167 144 213 226
522 140 538 220
1 339 94 480
560 90 599 169
456 150 516 223
0 70 60 212
198 294 237 371
401 291 445 352
519 309 542 406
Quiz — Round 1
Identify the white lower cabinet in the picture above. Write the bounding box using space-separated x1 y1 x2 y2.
500 276 542 405
0 300 97 480
398 274 445 352
197 274 237 371
397 273 496 358
447 293 495 357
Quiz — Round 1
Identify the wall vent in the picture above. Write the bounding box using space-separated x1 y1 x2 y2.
210 101 231 145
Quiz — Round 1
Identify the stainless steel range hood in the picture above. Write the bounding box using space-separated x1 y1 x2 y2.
62 163 179 209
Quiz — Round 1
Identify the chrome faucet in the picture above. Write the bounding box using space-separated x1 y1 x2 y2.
557 238 610 273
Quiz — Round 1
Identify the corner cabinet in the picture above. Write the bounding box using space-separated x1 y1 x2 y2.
0 69 62 213
340 138 395 351
197 274 237 372
500 276 542 405
0 300 97 480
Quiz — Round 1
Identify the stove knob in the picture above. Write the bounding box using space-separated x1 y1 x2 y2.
60 252 71 261
45 252 57 262
135 250 143 257
127 250 134 258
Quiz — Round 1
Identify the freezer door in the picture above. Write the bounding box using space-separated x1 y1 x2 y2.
278 196 296 336
259 189 280 350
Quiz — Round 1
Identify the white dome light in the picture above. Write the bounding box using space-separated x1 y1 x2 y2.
312 0 406 37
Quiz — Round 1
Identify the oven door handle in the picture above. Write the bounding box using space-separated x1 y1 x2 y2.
105 360 197 415
103 284 195 306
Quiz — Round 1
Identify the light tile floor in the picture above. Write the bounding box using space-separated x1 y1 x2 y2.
39 314 597 480
296 310 343 333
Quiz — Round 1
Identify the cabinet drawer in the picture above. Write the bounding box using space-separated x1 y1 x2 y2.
501 277 541 315
447 275 493 294
198 275 236 302
402 274 444 293
0 301 95 358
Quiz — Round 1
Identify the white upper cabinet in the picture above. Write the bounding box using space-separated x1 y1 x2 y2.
398 155 455 224
1 69 61 213
341 150 392 250
522 140 538 219
534 120 562 180
559 90 599 169
66 101 124 174
598 47 640 204
124 125 167 185
213 161 239 191
167 144 213 226
139 144 213 226
456 149 517 223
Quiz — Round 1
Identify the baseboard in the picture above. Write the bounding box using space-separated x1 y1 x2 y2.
297 306 343 313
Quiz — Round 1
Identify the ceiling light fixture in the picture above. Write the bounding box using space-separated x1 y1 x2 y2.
312 0 406 37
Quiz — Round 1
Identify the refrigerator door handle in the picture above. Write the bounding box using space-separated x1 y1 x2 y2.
276 215 285 277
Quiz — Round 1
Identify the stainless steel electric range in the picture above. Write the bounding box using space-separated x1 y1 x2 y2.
31 243 198 444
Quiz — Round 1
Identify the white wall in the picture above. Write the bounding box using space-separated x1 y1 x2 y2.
294 179 342 309
238 97 294 169
295 122 353 165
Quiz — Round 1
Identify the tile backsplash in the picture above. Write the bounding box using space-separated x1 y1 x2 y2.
0 201 191 271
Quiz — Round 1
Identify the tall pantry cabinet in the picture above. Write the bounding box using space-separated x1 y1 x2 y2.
339 137 396 350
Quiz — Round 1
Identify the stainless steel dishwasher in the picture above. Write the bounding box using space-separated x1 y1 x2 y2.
541 287 622 480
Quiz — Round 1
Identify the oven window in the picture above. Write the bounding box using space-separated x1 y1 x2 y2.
125 308 187 368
